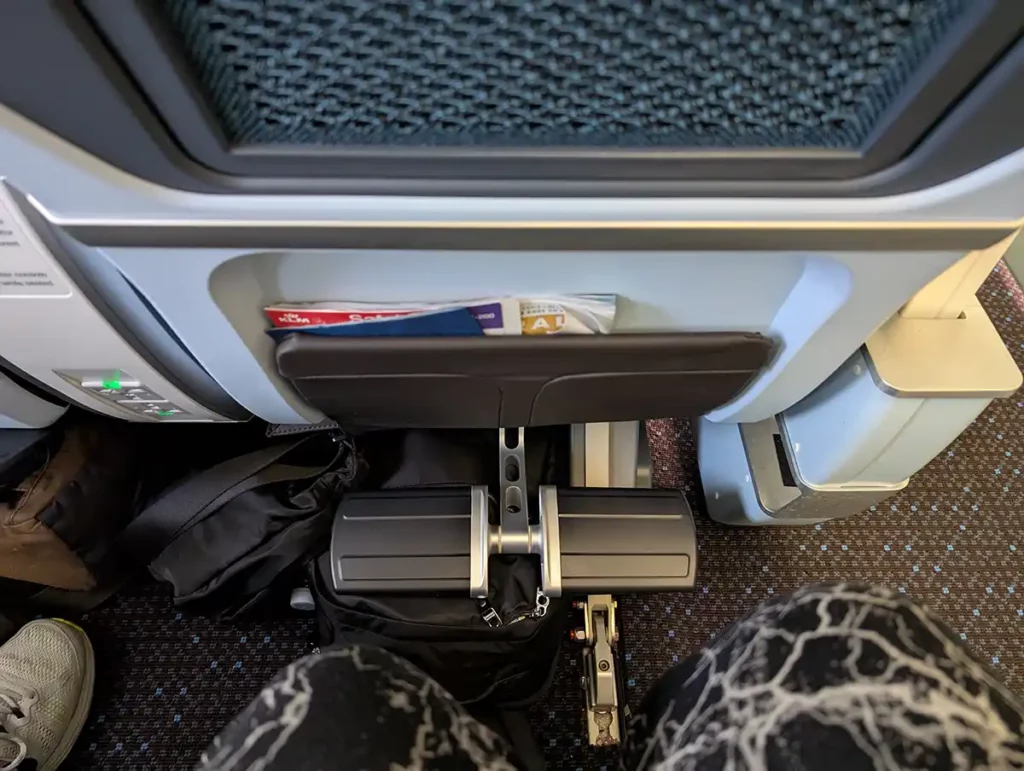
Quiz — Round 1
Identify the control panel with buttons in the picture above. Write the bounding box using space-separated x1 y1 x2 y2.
55 370 192 420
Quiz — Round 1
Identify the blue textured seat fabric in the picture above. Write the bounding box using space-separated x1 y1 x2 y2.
157 0 971 149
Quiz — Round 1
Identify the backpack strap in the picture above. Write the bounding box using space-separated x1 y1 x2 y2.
114 436 336 565
26 434 349 613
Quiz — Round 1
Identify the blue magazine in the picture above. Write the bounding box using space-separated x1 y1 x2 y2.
265 306 484 340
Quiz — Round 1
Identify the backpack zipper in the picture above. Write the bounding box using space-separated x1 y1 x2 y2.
478 588 550 627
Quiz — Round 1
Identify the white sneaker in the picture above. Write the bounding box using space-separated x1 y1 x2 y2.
0 620 95 770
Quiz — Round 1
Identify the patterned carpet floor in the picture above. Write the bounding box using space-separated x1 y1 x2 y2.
65 266 1024 769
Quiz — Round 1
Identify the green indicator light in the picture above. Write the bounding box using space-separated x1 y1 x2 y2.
156 410 175 416
101 379 121 390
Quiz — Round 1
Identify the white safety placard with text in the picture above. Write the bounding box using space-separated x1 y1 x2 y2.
0 182 72 297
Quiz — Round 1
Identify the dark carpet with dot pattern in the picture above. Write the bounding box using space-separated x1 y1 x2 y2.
65 266 1024 770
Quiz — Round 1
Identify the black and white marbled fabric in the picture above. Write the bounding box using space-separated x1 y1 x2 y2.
196 645 516 771
622 582 1024 770
198 584 1024 771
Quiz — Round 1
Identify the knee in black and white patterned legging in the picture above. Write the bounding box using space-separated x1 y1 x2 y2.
198 583 1024 770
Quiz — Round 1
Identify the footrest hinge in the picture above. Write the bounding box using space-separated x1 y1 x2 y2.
575 594 622 747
